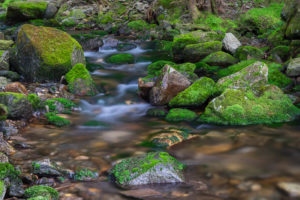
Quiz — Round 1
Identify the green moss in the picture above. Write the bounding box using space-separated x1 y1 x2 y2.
0 163 20 180
217 59 257 78
106 53 134 64
17 24 84 81
0 180 5 198
27 94 44 110
146 108 168 117
147 60 175 76
111 152 184 185
24 185 59 200
74 168 98 181
195 13 237 33
127 20 150 31
169 77 216 107
98 11 113 24
0 40 14 50
239 3 284 35
183 41 222 62
45 98 76 114
45 112 70 127
234 46 264 61
200 86 300 125
269 45 290 61
202 51 238 67
165 108 197 122
65 63 97 96
267 62 292 88
0 104 7 121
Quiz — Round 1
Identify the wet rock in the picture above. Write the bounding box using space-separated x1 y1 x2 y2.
149 127 196 148
4 82 28 95
0 92 32 120
277 182 300 197
6 1 48 24
110 152 184 187
0 71 20 81
149 65 191 105
116 43 137 51
0 77 10 89
138 78 155 100
35 177 56 187
0 119 26 137
146 108 168 117
169 77 216 107
65 63 98 96
287 57 300 77
217 61 268 93
120 188 162 199
222 33 242 54
80 37 103 51
14 24 85 82
0 50 9 70
0 181 6 200
32 159 73 177
8 178 24 197
0 132 15 155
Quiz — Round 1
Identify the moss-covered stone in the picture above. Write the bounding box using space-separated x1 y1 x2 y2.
269 45 290 62
183 41 222 62
0 92 32 120
15 24 85 82
65 63 98 96
234 46 264 61
172 30 223 61
0 70 20 81
146 108 168 117
0 180 6 200
0 40 14 50
200 85 300 125
106 53 134 64
74 168 99 181
147 60 175 76
285 7 300 39
195 62 220 76
169 77 216 107
24 185 59 200
217 59 257 78
45 98 76 114
0 162 20 180
165 108 197 122
27 94 43 110
45 112 70 127
127 20 150 31
111 152 184 186
202 51 238 67
6 1 48 24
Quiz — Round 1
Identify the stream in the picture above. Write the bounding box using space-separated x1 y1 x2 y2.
12 37 300 199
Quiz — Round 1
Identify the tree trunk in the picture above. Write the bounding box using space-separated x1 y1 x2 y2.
210 0 217 14
188 0 201 20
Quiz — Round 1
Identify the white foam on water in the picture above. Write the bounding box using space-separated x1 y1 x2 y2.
116 83 138 98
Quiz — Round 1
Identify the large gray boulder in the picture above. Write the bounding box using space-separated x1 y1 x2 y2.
149 65 191 105
111 152 184 187
222 33 242 54
287 57 300 77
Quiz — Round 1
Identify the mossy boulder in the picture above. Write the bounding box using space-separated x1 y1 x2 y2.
147 60 175 76
202 51 238 67
106 53 134 64
0 40 14 51
172 30 223 62
0 180 6 200
200 85 300 125
45 112 70 127
14 24 85 82
146 108 168 117
217 61 268 93
65 63 98 96
24 185 59 200
6 1 48 24
183 41 222 63
282 0 300 39
270 45 290 62
169 77 216 107
195 62 220 76
165 108 197 122
0 71 20 81
45 98 76 114
0 92 32 120
127 20 150 32
234 46 264 61
110 152 184 187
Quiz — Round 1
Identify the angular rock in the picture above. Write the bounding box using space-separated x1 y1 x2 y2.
138 78 155 100
169 77 216 107
65 63 98 96
149 65 191 105
0 92 32 120
32 159 72 177
111 152 184 187
217 61 268 93
14 24 85 82
287 57 300 77
222 33 242 54
0 51 9 70
6 1 48 24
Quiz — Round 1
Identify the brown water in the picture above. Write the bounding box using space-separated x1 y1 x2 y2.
13 38 300 200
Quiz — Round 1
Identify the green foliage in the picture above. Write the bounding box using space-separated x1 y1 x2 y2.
147 60 175 76
217 59 257 78
169 77 216 107
2 0 23 8
45 98 76 114
74 168 98 181
165 108 197 122
0 163 20 180
127 20 150 31
106 53 134 64
146 108 168 118
25 185 59 200
267 62 292 88
45 112 70 127
27 94 44 110
234 46 264 61
111 152 184 185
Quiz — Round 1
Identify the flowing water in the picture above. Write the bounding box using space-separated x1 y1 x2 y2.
13 37 300 200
